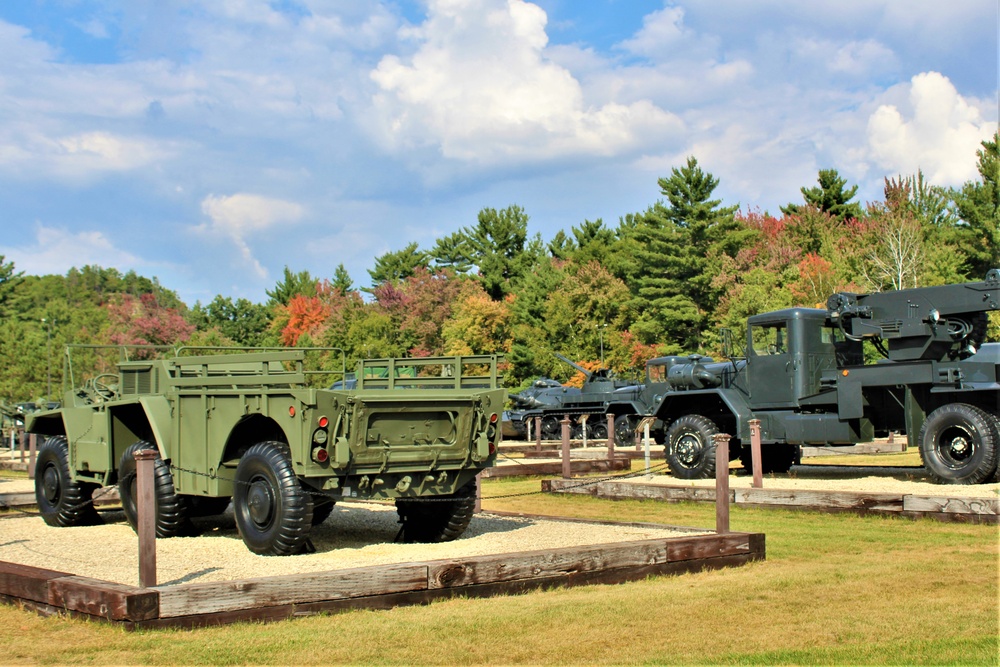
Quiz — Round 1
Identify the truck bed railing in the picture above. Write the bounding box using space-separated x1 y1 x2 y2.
356 355 504 390
63 344 347 392
173 346 346 380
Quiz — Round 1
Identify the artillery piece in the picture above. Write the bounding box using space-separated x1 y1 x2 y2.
826 268 999 361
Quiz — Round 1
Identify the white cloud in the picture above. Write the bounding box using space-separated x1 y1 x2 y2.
0 224 141 277
368 0 682 165
789 37 897 78
57 131 164 170
0 129 171 182
199 193 305 279
865 72 994 186
618 5 715 61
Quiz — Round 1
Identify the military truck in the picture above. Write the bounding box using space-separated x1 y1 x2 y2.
26 348 506 555
647 270 1000 484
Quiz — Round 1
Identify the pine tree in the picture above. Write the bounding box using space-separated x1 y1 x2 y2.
367 242 429 287
950 132 1000 277
266 267 316 306
331 264 353 295
630 157 741 349
782 169 862 221
0 255 23 318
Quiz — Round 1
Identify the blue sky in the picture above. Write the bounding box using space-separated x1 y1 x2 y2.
0 0 996 306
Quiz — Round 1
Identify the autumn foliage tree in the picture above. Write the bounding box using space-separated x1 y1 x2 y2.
107 293 195 354
278 294 331 346
442 281 513 356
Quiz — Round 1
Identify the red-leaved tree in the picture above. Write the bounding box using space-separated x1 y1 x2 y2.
107 293 195 355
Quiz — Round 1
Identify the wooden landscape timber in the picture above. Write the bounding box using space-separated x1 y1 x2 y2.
542 478 999 524
0 522 764 629
800 441 906 457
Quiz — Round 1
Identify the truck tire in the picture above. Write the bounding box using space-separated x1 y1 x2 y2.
919 404 999 484
614 415 635 447
986 412 1000 483
233 441 314 555
395 481 476 543
34 435 102 527
118 441 195 538
665 415 718 479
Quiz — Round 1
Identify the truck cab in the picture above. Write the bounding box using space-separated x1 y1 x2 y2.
746 308 862 409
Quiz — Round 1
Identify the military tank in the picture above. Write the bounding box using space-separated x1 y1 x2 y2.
511 355 649 444
503 377 579 439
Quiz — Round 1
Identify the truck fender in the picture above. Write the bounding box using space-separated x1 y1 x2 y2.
654 389 752 439
138 396 173 459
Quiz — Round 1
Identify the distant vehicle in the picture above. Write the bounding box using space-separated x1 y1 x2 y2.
507 356 660 445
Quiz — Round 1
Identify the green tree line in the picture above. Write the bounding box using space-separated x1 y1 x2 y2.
1 134 997 402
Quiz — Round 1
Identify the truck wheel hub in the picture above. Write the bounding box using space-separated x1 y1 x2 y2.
676 435 701 465
948 435 970 457
247 480 274 526
42 467 60 502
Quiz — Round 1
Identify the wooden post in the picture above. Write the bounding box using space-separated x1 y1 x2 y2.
749 418 763 489
579 414 589 448
18 428 25 462
27 433 37 479
714 433 731 534
134 448 158 588
534 417 542 452
606 413 615 461
560 415 571 479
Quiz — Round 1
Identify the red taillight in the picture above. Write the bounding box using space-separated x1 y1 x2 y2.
490 413 498 423
289 406 296 417
312 447 329 463
318 416 329 428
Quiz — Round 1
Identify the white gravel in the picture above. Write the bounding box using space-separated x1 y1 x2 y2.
0 502 699 588
632 466 1000 498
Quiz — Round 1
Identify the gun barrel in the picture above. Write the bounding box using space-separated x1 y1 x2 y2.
554 353 593 379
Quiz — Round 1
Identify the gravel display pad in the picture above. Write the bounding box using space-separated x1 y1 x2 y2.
636 468 1000 499
0 502 704 587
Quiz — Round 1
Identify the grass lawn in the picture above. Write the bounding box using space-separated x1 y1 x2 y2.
0 474 997 665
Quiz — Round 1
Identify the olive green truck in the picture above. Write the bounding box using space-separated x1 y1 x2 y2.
26 350 505 555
